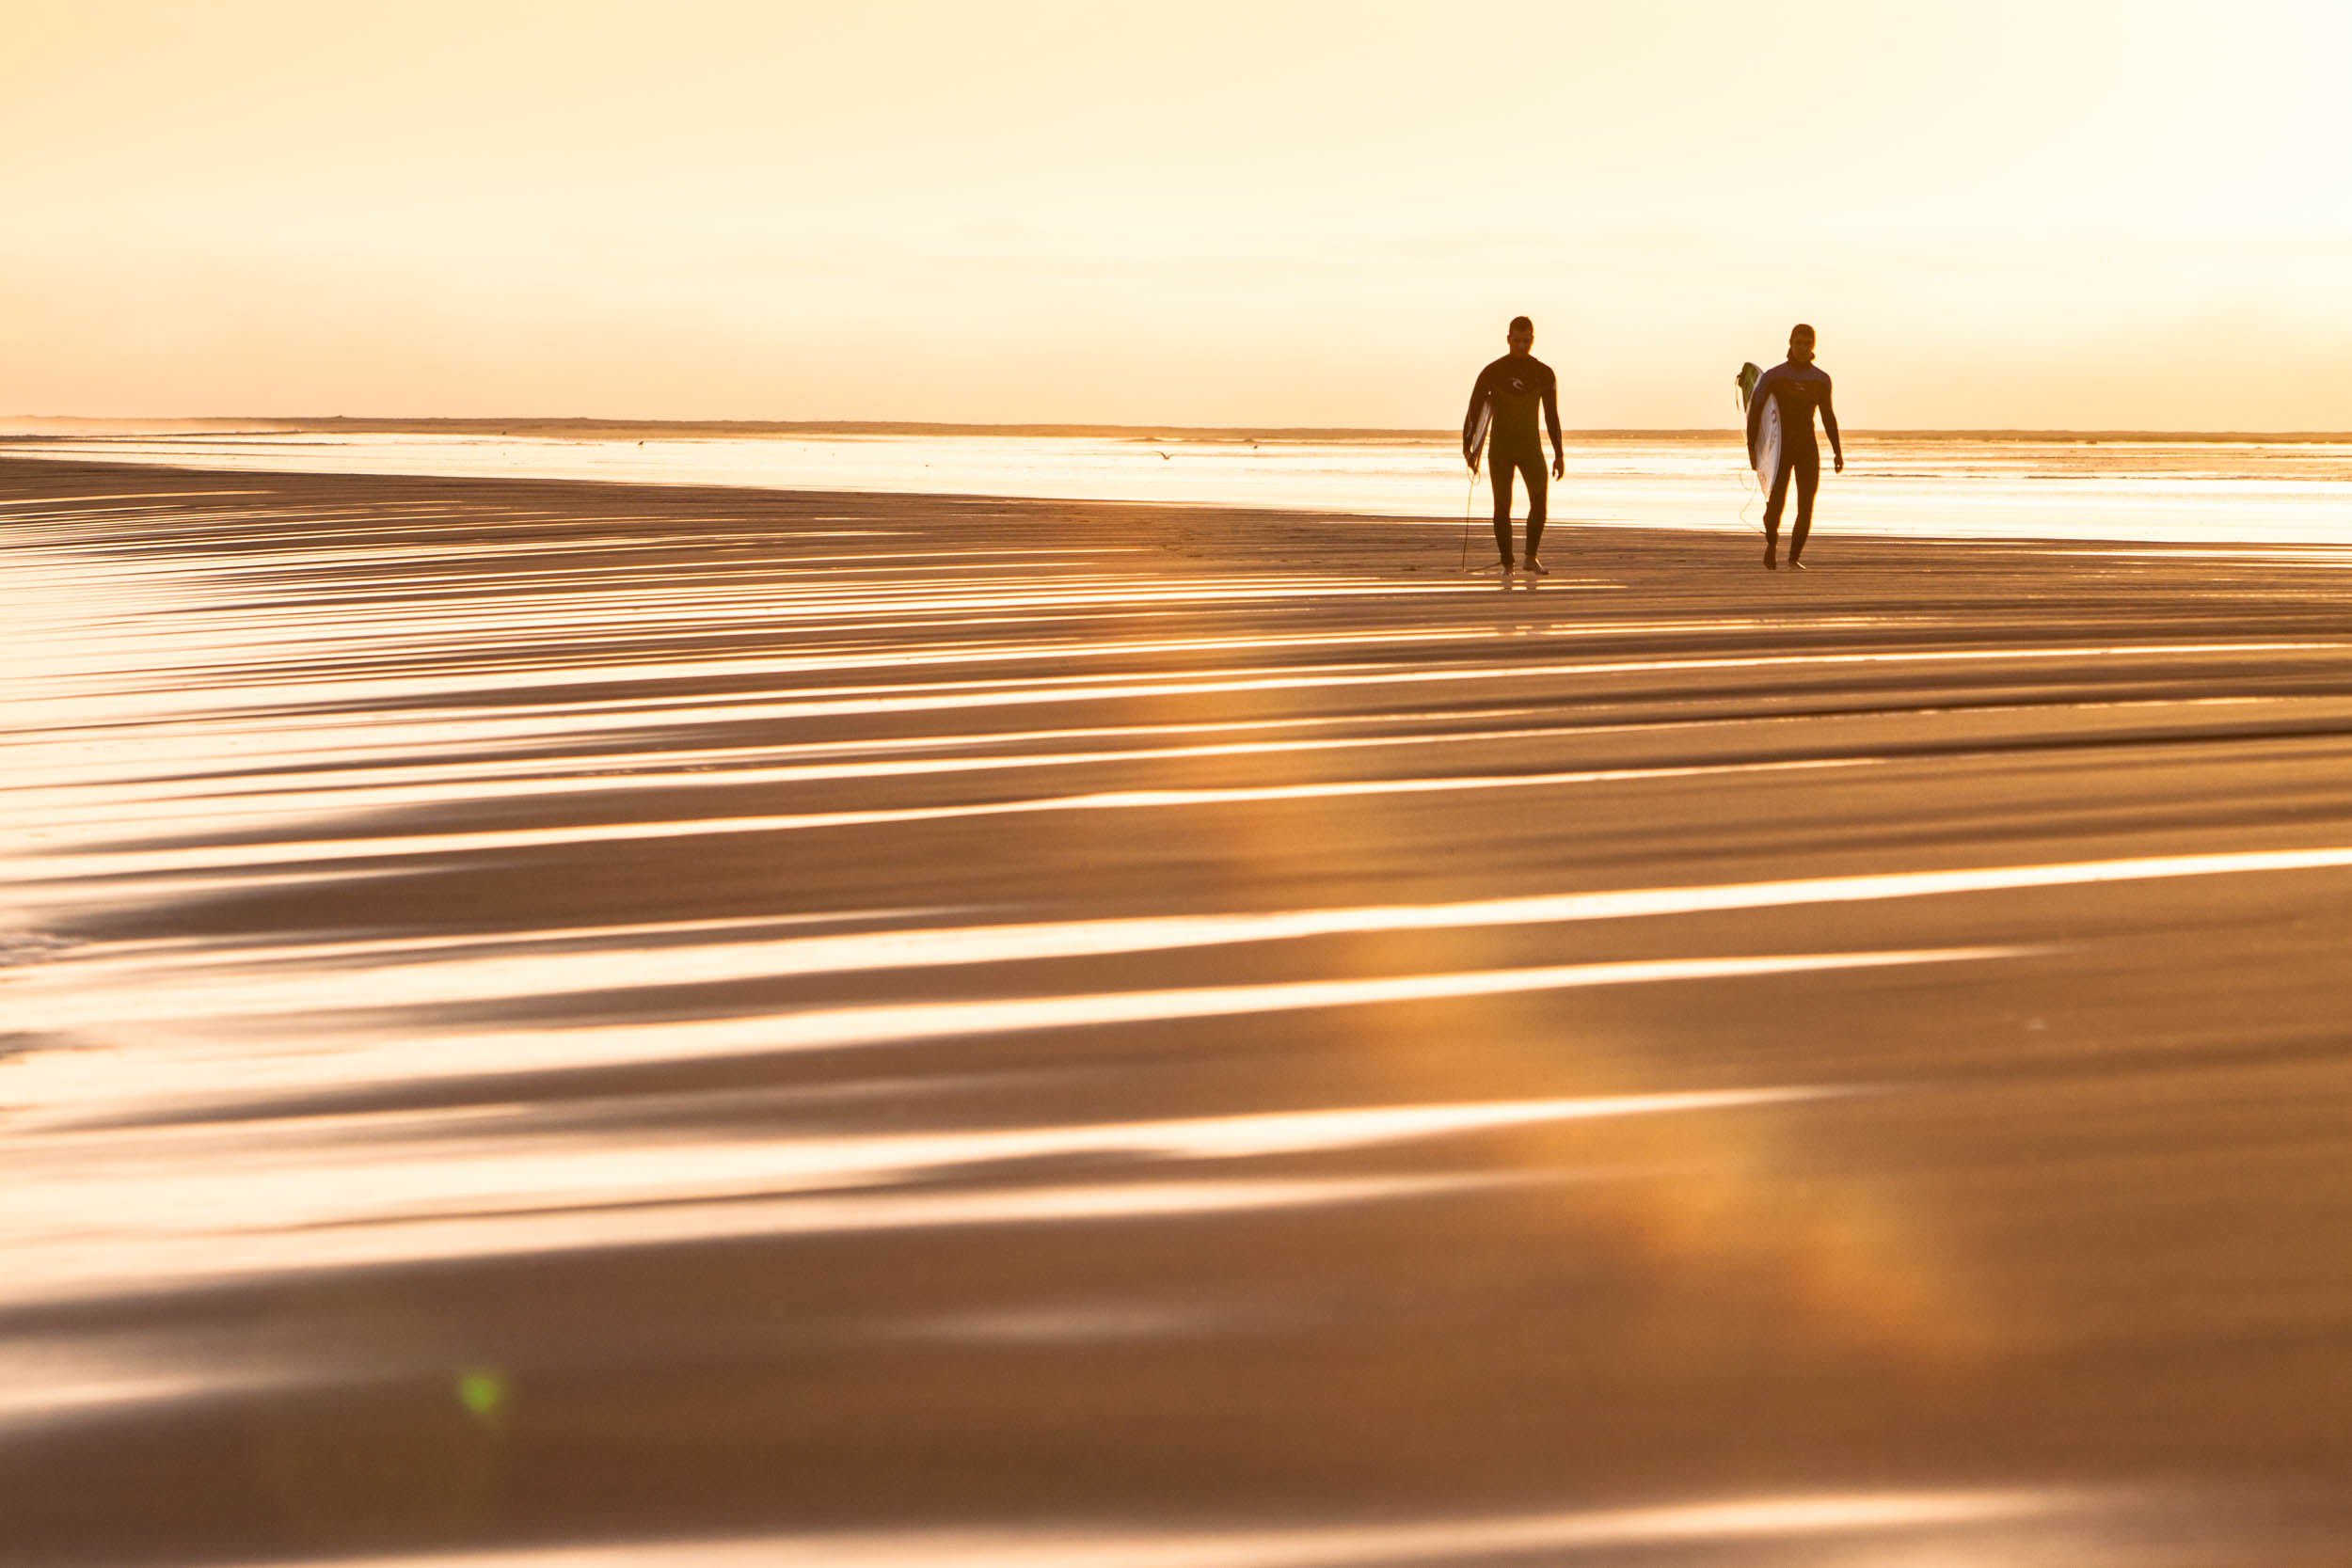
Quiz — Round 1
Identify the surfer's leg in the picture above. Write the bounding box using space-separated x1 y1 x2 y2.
1762 459 1792 568
1519 451 1548 562
1788 447 1821 560
1489 456 1517 566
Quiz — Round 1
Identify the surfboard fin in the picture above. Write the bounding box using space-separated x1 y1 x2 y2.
1735 361 1764 412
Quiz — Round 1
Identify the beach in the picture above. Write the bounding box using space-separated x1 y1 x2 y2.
11 453 2352 1563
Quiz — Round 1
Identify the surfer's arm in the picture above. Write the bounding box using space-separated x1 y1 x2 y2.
1543 382 1565 476
1820 381 1843 469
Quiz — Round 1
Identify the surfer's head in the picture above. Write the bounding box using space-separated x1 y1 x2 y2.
1788 323 1816 364
1506 316 1534 355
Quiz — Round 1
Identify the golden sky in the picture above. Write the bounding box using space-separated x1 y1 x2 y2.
5 1 2349 429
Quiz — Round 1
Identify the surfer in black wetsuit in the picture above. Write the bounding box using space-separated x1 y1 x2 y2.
1463 316 1565 575
1744 323 1843 570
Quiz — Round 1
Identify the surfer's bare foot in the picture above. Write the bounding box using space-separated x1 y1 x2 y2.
1763 541 1779 571
1788 557 1808 571
1492 559 1515 574
1521 556 1549 577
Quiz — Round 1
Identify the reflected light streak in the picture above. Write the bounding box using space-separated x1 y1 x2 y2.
20 841 2348 1030
11 595 2328 735
30 632 2345 730
11 756 1879 887
0 490 269 507
2 704 1549 801
7 948 2007 1118
22 1089 1830 1238
8 691 2299 853
6 1093 1825 1306
0 720 1817 843
244 1487 2133 1567
4 1178 1498 1309
19 687 2314 847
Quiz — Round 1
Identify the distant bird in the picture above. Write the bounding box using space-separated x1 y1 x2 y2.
1154 450 1171 460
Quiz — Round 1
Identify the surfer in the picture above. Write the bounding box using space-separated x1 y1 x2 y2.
1463 316 1565 575
1744 324 1843 570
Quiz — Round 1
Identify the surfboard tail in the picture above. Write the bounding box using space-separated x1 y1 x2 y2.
1464 397 1494 475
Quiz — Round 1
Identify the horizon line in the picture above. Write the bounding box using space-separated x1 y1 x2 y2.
8 417 2352 445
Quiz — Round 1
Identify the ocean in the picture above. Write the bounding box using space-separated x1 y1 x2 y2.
7 428 2352 546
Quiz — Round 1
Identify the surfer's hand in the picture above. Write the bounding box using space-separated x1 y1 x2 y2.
1550 454 1565 480
1834 453 1845 474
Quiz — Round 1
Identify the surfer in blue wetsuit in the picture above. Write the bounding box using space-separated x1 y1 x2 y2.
1745 323 1843 570
1463 316 1565 575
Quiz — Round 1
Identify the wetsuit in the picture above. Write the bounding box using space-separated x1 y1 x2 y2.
1744 359 1842 560
1464 354 1563 563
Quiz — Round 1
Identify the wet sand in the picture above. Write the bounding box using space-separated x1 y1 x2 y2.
9 456 2352 1564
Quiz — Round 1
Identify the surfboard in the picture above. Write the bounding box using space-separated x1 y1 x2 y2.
1464 398 1493 473
1753 397 1782 495
1735 362 1779 493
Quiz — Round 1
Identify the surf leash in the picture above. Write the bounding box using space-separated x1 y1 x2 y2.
1735 440 1764 536
1461 465 1478 570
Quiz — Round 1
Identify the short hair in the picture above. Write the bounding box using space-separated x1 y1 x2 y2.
1508 316 1534 334
1789 323 1816 342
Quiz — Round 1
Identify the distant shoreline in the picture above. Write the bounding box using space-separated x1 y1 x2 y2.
6 417 2352 445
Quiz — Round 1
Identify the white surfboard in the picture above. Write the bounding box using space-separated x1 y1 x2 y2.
1752 395 1782 495
1735 360 1780 494
1464 398 1493 473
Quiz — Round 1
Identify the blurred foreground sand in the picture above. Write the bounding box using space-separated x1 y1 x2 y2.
8 458 2352 1564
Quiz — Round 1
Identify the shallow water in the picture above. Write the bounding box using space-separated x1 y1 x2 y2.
8 429 2352 544
11 460 2352 1563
